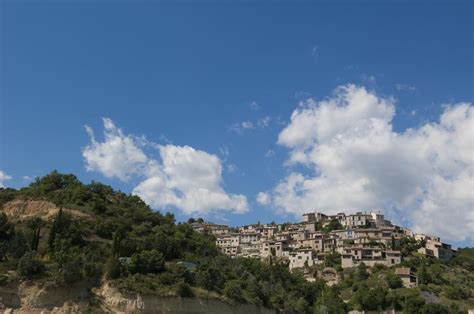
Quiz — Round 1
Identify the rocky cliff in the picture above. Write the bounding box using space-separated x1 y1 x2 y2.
0 281 275 313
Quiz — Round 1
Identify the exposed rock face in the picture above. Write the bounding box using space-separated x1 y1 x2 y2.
95 283 275 314
0 281 275 313
1 199 91 220
0 281 92 313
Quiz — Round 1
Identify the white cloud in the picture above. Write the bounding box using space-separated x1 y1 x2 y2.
0 171 12 188
360 74 377 85
230 116 276 134
396 83 417 92
83 118 248 216
226 163 238 173
219 146 230 158
265 85 474 243
250 101 261 111
82 118 148 181
256 192 271 205
242 121 254 129
257 116 271 128
133 145 248 215
294 91 311 99
229 121 255 134
265 149 276 157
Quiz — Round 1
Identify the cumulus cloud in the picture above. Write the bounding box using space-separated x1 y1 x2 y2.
82 118 148 181
256 192 271 205
134 145 248 215
0 171 12 188
83 119 248 215
264 85 474 243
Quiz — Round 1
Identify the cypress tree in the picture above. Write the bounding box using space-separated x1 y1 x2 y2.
48 207 63 251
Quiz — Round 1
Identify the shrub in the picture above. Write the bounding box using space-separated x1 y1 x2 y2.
128 249 165 274
386 272 403 289
18 252 44 279
420 303 449 314
105 256 122 279
223 279 245 303
445 285 470 300
176 281 194 297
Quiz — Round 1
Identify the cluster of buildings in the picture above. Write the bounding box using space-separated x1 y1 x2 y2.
192 211 455 274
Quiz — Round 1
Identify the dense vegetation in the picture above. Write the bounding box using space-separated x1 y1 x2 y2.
0 171 473 313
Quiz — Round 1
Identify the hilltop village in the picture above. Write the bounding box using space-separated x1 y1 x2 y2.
191 211 455 276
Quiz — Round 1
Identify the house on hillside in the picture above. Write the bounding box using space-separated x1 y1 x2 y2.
394 267 418 288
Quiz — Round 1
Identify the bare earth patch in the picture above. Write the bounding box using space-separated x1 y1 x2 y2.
1 199 91 220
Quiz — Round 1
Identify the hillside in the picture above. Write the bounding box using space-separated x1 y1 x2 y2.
0 171 473 313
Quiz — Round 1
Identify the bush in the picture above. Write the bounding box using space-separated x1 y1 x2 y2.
176 281 194 297
352 283 387 311
128 249 165 274
10 233 29 259
420 303 449 314
196 266 224 291
223 279 245 302
444 285 470 300
386 272 403 289
53 252 84 285
105 256 122 279
451 248 474 271
18 252 44 279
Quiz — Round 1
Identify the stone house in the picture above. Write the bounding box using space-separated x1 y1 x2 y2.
394 267 418 288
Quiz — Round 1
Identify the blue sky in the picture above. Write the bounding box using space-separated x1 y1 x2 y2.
1 1 473 247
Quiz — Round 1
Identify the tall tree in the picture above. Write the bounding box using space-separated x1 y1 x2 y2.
28 217 42 251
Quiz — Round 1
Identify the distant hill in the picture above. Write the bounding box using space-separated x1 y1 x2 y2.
0 171 473 313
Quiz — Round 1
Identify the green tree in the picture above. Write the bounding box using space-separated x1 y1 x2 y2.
315 286 346 313
417 264 429 284
445 285 469 300
176 281 194 297
48 207 63 251
128 249 165 274
48 208 83 252
324 253 341 267
18 251 44 279
355 262 369 281
322 219 344 232
9 232 29 259
421 303 449 314
27 217 42 251
196 266 224 291
223 279 245 302
0 212 14 260
386 272 403 289
451 247 474 271
352 283 387 311
53 251 84 285
105 256 122 279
